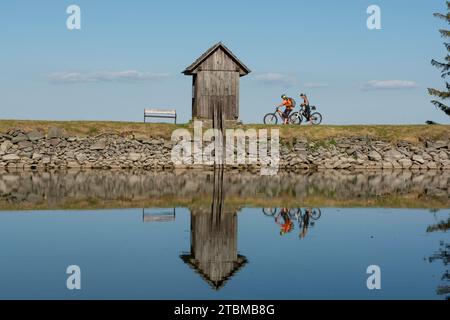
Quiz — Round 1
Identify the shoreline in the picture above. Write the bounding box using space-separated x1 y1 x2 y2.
0 169 448 210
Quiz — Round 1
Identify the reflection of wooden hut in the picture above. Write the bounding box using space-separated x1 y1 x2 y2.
180 169 247 290
180 208 247 290
183 42 251 121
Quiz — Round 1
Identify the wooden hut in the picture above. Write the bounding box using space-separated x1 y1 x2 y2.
183 42 251 121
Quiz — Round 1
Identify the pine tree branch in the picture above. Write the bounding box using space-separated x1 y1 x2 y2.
439 29 450 38
431 59 450 72
431 100 450 115
433 12 450 21
428 87 450 99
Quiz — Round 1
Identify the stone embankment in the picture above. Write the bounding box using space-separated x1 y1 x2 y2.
1 128 450 171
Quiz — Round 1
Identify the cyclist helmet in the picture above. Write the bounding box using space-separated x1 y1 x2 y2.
299 93 305 97
281 94 287 99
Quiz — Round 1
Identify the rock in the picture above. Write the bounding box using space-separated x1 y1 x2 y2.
32 153 43 160
391 161 402 169
2 154 20 162
149 139 163 145
427 140 448 149
0 133 13 140
65 150 75 159
48 138 61 147
67 137 78 142
67 161 81 168
382 162 393 169
422 152 433 161
17 141 33 149
27 130 44 141
42 157 51 165
128 153 142 161
368 151 382 161
438 151 448 160
398 159 412 169
47 127 65 139
441 160 450 169
412 155 425 164
346 147 358 155
427 162 438 170
75 153 87 163
384 149 403 161
0 141 12 153
11 133 29 144
90 139 107 150
366 162 382 169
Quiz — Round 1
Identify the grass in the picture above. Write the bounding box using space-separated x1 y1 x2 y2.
0 193 448 211
0 120 186 139
0 120 449 143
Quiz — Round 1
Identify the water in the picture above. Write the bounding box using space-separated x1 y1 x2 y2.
0 170 448 300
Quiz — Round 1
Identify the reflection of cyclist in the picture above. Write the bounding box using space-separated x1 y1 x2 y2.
276 208 294 235
299 208 311 239
279 94 295 125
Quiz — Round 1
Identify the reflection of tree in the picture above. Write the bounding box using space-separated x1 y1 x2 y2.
180 168 247 290
428 241 449 297
426 216 449 299
427 218 450 233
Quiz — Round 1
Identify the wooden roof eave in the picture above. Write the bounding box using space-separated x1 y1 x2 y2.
182 42 251 76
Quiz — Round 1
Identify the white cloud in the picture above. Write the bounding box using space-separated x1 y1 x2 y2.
254 73 298 87
363 80 419 90
49 71 170 84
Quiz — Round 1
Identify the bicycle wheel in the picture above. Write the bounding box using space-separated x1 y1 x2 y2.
263 113 278 125
263 208 278 216
289 112 302 125
310 208 322 220
288 208 301 218
310 112 322 125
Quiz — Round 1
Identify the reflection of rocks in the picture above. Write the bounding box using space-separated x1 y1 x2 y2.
0 128 450 171
0 170 448 210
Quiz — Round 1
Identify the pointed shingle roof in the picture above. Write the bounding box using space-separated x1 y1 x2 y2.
182 42 251 76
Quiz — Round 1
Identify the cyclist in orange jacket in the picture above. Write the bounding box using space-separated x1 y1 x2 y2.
279 94 295 124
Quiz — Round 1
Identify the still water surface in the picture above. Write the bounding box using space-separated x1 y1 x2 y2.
0 170 448 299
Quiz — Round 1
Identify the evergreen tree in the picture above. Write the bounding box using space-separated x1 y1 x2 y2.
428 1 450 116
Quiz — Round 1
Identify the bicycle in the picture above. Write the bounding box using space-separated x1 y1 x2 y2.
289 106 323 125
262 207 322 221
263 107 296 125
262 208 278 216
288 208 322 221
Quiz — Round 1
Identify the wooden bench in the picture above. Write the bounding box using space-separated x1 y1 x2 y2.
144 108 177 124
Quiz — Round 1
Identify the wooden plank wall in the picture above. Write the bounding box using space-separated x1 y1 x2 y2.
193 48 241 121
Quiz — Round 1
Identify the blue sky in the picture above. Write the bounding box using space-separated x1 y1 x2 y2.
0 0 449 124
